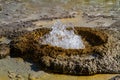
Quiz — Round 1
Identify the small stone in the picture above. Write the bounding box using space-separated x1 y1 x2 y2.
8 71 16 79
109 75 120 80
0 5 2 11
16 74 22 78
16 74 24 80
28 74 35 80
0 44 10 59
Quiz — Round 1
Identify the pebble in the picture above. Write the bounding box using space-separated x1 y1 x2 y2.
8 71 16 79
8 71 24 80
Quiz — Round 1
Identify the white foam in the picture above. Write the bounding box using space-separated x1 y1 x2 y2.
41 20 85 49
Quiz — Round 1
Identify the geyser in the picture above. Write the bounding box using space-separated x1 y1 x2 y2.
41 20 85 49
11 21 109 75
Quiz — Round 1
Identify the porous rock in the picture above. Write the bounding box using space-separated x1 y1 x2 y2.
10 27 120 75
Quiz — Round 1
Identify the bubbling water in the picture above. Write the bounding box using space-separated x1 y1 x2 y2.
41 20 85 49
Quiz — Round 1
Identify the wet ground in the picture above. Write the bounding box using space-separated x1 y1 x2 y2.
0 0 120 80
0 0 120 25
0 56 119 80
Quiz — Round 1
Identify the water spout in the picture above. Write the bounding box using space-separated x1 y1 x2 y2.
41 20 85 49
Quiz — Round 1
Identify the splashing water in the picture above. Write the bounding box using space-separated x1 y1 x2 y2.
41 20 85 49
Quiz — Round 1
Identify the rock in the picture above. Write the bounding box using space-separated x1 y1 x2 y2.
16 74 24 80
109 75 120 80
8 71 24 80
10 26 120 75
0 43 10 59
0 5 2 11
28 72 46 80
8 71 16 79
28 74 38 80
